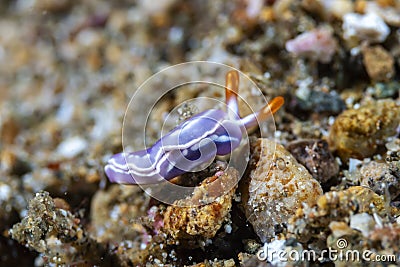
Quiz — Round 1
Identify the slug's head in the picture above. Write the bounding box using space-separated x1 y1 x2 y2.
223 70 284 130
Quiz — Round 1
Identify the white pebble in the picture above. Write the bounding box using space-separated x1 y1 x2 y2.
138 0 176 15
56 136 88 158
76 29 103 47
168 27 183 43
224 224 232 234
386 139 400 152
320 0 354 19
56 98 75 125
348 158 362 173
343 12 390 43
350 213 375 237
246 0 264 18
328 116 335 126
365 2 400 27
0 184 11 203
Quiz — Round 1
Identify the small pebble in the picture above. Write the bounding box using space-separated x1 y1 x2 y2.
0 149 31 176
350 213 375 237
35 0 72 12
0 116 19 144
329 99 400 162
285 26 337 63
163 168 238 240
362 45 395 82
324 0 354 17
365 2 400 27
56 136 88 158
328 221 352 238
342 12 390 43
386 138 400 153
138 0 177 15
287 139 339 185
243 239 260 254
348 158 363 173
0 183 12 204
368 82 400 99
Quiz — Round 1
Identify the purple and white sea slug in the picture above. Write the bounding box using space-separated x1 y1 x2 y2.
105 71 284 184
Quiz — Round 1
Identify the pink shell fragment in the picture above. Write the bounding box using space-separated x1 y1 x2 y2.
285 27 337 63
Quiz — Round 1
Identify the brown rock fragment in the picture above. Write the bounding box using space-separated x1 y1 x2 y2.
362 45 395 82
163 168 238 240
33 0 72 12
241 139 323 242
287 139 339 184
10 191 113 265
1 116 19 145
329 99 400 162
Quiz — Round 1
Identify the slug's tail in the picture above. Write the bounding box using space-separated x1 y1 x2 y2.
104 152 167 185
105 164 135 184
104 153 138 184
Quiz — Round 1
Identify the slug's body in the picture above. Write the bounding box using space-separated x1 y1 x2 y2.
105 71 284 184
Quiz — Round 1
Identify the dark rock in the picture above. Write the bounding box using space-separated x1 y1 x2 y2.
287 139 339 186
